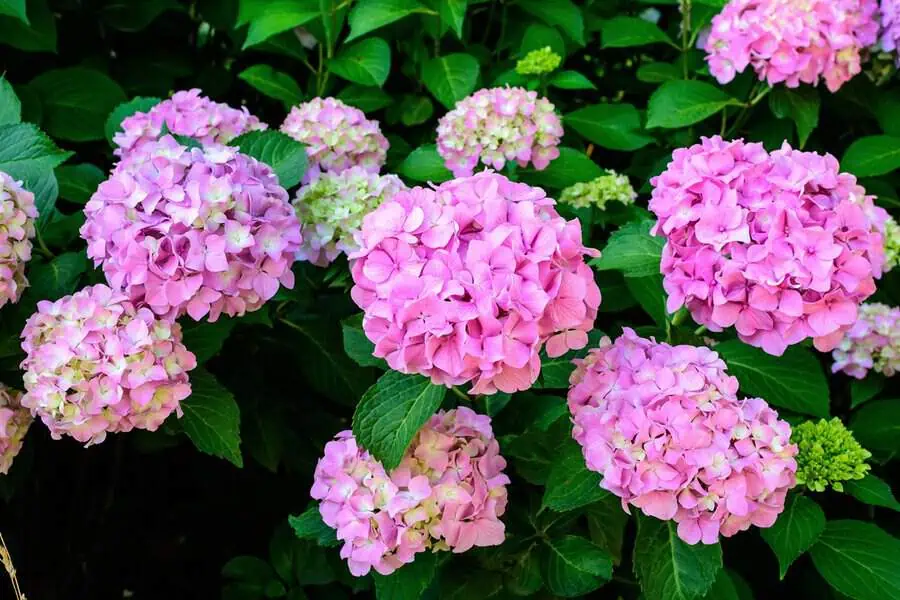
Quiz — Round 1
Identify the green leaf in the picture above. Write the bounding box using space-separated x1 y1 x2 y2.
626 274 668 328
55 163 104 205
252 29 309 61
0 0 55 52
519 146 603 189
398 144 453 183
180 367 243 467
702 569 740 600
586 495 630 565
549 70 595 90
633 515 722 600
484 392 512 417
542 438 606 512
769 87 819 148
760 495 826 579
715 341 830 417
353 371 446 469
438 0 466 39
0 122 72 182
28 68 126 142
592 220 663 277
637 62 681 83
329 37 392 88
238 65 303 108
341 313 386 368
373 550 437 600
422 53 480 110
337 85 393 112
346 0 423 42
240 0 319 49
222 555 276 586
518 0 584 45
851 375 885 409
27 251 88 301
844 474 900 512
104 96 161 146
41 209 84 249
564 103 653 151
27 169 57 230
600 16 674 48
506 547 543 596
850 399 900 455
810 520 900 600
541 535 612 597
230 130 307 189
0 0 26 22
520 22 566 57
842 136 900 177
288 506 339 547
647 80 740 129
0 76 21 126
182 318 238 364
399 95 433 126
101 0 181 32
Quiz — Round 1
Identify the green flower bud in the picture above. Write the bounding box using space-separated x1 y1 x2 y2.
516 47 562 76
792 418 871 492
559 171 637 210
883 214 900 273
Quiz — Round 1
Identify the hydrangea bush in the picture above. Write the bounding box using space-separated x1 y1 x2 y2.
2 1 900 599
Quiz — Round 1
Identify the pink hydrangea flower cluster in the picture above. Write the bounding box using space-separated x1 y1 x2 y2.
568 328 798 545
436 87 563 177
112 88 267 159
881 0 900 61
19 284 197 445
832 302 900 378
81 136 302 322
0 171 38 308
704 0 879 92
280 97 389 183
650 136 885 356
0 383 32 475
350 171 601 395
311 407 509 577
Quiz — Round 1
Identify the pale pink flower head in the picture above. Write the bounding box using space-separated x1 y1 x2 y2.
568 329 798 545
350 171 601 395
650 136 884 356
80 136 302 322
704 0 879 92
436 87 564 177
311 407 509 576
0 383 32 474
112 88 267 160
832 302 900 378
280 97 389 184
0 171 38 308
19 284 197 445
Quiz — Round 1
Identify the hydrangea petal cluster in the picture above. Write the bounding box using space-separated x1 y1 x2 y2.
81 136 302 322
650 136 885 356
0 383 32 475
568 328 797 545
436 87 563 177
310 407 509 577
882 214 900 271
559 171 637 211
704 0 879 92
516 47 562 75
19 284 197 445
350 171 601 395
280 97 389 183
832 302 900 378
0 171 37 308
880 0 900 62
792 417 871 491
293 167 405 267
112 88 267 159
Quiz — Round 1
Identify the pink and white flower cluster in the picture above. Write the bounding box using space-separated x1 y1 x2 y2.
832 302 900 378
112 88 267 159
311 407 509 577
19 284 197 445
0 171 37 308
650 136 884 356
0 383 32 474
568 328 798 545
436 87 563 177
350 171 601 395
81 135 301 322
280 97 389 183
704 0 879 92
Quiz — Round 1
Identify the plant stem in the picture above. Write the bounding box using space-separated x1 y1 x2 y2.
695 325 708 336
35 227 53 259
450 386 469 402
680 0 692 79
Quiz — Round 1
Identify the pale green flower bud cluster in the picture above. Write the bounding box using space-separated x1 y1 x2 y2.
792 418 871 492
559 171 637 210
516 47 562 76
883 214 900 272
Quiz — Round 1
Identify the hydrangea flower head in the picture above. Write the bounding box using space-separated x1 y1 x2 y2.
881 0 900 62
704 0 879 92
568 328 798 545
832 302 900 378
280 97 389 183
436 87 563 177
81 135 302 322
293 167 405 266
0 383 32 475
350 171 601 395
112 88 267 159
311 407 509 577
559 171 637 210
0 171 37 308
882 214 900 272
792 417 871 492
650 136 884 356
516 47 562 75
19 284 197 445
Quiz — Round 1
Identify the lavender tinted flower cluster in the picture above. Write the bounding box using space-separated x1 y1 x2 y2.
832 302 900 378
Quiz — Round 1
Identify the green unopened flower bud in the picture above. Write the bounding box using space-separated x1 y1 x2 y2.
516 47 562 76
559 171 637 210
793 418 871 492
883 214 900 272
